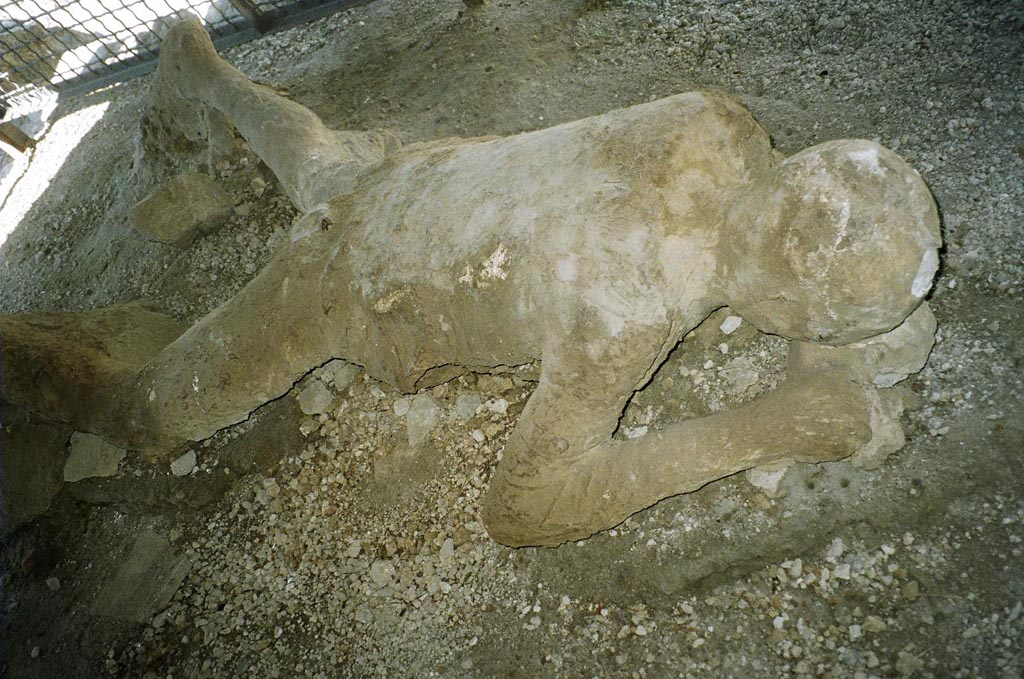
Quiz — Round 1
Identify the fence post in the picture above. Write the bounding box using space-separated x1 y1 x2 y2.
226 0 273 33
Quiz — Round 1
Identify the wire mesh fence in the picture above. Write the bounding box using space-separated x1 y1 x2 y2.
1 0 370 115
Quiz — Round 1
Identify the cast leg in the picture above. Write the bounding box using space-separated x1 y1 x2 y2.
155 18 399 211
106 213 343 453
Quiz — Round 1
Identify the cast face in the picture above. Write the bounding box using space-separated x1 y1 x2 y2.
729 140 941 345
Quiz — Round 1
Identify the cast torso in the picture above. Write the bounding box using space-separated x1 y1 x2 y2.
327 92 773 390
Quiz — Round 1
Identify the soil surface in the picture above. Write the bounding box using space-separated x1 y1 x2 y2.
1 1 1022 678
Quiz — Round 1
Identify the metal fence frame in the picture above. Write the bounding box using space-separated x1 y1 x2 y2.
1 0 371 114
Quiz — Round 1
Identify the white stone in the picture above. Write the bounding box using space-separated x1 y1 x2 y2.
486 398 509 414
393 397 411 417
406 394 441 447
719 315 743 334
851 389 907 469
454 394 481 423
745 465 790 498
721 357 760 395
826 537 845 562
863 615 887 633
624 425 648 440
911 248 939 298
438 537 456 567
369 560 395 588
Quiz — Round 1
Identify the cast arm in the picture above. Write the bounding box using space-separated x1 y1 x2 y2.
481 304 935 547
482 361 872 547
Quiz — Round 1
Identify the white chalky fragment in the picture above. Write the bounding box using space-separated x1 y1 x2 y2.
719 315 743 334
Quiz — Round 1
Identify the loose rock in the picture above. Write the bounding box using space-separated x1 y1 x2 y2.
170 450 197 477
63 433 126 482
297 380 334 415
406 393 441 447
130 172 232 248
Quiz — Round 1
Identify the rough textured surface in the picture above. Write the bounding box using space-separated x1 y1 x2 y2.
0 403 70 536
790 303 937 388
90 531 192 622
0 20 939 548
149 22 401 213
63 433 127 482
169 450 197 477
406 393 442 448
130 171 232 248
0 301 185 435
297 380 335 416
0 1 1020 677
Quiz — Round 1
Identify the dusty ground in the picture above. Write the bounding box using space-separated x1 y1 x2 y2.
1 1 1022 677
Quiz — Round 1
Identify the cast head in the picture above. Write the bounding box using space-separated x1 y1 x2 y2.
721 140 941 344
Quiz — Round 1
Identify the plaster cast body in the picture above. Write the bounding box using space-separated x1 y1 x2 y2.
0 20 941 547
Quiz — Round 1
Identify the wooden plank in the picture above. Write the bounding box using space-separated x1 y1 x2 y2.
0 121 36 154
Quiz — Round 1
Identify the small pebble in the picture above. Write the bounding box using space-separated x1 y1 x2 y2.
719 315 743 334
